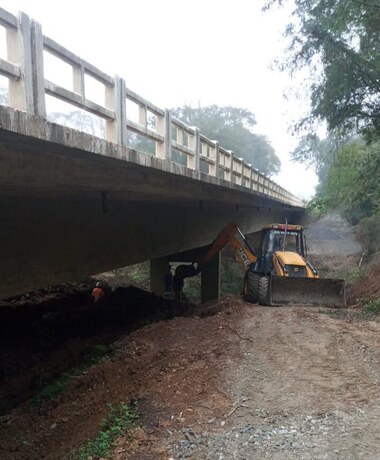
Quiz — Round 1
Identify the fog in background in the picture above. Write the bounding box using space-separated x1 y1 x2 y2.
0 0 318 199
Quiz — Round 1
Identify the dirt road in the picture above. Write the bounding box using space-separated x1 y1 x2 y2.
2 298 380 459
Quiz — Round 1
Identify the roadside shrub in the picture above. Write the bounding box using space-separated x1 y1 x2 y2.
356 214 380 260
362 296 380 317
76 401 138 460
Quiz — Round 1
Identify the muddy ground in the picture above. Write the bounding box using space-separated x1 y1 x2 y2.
1 213 380 459
1 297 380 459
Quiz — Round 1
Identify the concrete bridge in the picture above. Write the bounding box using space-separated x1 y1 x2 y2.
0 8 304 300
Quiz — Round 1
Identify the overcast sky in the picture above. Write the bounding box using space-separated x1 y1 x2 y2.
1 0 318 199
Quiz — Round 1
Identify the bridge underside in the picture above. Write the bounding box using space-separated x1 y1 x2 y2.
0 108 304 299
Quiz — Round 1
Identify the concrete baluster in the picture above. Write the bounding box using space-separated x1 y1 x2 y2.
156 109 172 161
7 12 34 113
30 19 46 117
227 150 234 183
105 76 127 146
188 127 200 171
247 164 253 190
209 141 220 177
237 160 243 186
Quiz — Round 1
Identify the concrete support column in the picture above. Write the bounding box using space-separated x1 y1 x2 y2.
150 256 169 296
201 252 221 303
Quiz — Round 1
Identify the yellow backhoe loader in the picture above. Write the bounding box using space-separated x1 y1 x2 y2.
196 222 346 307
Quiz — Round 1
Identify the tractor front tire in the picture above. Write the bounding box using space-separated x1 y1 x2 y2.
258 276 273 306
244 271 260 303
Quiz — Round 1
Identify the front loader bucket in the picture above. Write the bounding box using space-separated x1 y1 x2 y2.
270 277 346 307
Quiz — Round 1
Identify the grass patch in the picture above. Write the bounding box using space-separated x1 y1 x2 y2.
29 344 111 407
361 296 380 318
319 297 380 321
317 264 365 284
76 401 138 460
221 257 245 297
30 373 72 407
122 262 150 290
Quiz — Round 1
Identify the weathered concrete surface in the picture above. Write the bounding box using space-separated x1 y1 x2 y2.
0 106 304 298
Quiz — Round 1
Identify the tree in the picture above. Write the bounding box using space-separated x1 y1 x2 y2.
171 105 281 176
265 0 380 141
291 132 352 180
324 140 379 220
306 137 379 223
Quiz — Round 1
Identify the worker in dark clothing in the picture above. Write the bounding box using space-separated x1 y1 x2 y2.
173 263 199 301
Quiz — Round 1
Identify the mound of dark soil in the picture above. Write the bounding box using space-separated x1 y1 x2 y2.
0 284 222 415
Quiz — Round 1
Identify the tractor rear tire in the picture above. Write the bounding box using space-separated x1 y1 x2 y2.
244 271 259 303
258 276 273 306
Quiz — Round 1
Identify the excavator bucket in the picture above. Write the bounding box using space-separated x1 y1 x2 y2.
270 277 346 307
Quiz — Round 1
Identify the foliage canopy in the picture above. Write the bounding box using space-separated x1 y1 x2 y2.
265 0 380 140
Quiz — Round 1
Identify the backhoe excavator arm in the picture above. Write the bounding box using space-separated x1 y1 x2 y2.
198 223 257 272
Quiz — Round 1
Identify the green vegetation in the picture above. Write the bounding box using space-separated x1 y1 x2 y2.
317 263 365 285
265 0 380 141
30 373 72 408
30 344 111 407
76 401 138 460
305 138 379 223
118 261 150 290
362 296 380 318
264 0 380 260
302 136 380 259
221 254 245 297
320 296 380 321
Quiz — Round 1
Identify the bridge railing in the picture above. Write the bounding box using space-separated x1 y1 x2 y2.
0 8 303 207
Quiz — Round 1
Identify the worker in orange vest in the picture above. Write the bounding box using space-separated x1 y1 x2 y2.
91 281 105 303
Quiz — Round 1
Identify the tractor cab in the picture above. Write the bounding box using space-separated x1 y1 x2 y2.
257 223 306 274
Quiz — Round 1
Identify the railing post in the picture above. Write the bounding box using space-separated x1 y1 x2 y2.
188 127 200 171
30 19 46 117
227 150 234 183
247 163 253 190
156 109 172 161
210 140 220 177
105 76 127 146
7 12 34 113
237 159 243 186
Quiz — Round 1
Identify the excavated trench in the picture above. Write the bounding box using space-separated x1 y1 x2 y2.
0 283 217 415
